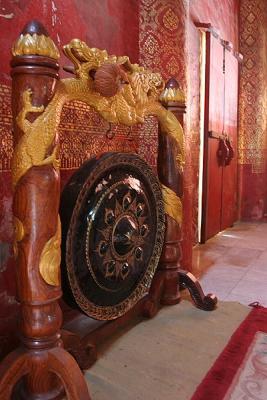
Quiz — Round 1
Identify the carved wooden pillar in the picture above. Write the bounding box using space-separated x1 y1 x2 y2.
155 78 217 311
161 78 186 127
0 20 90 400
158 78 217 311
157 78 185 305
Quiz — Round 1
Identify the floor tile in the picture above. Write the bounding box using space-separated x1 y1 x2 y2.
226 276 267 300
241 267 267 281
193 244 231 276
199 264 248 299
204 226 267 251
219 247 262 268
194 222 267 306
249 250 267 270
224 292 267 307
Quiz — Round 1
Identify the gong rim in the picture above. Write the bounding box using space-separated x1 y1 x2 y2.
62 153 165 320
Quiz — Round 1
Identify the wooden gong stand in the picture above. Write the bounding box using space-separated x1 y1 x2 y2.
0 21 216 400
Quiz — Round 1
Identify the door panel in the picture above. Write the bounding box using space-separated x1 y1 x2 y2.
221 51 238 230
208 35 225 134
206 138 223 239
201 32 239 242
201 33 224 242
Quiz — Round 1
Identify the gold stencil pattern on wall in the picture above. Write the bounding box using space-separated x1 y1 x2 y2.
139 0 189 198
0 84 13 170
139 0 199 257
59 102 158 170
139 0 187 86
239 0 267 173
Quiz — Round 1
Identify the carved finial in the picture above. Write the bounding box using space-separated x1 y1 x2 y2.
160 78 185 104
21 20 49 36
12 19 60 60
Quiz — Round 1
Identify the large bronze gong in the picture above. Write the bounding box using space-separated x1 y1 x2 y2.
60 153 165 320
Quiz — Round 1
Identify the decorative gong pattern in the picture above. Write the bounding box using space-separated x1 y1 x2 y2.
90 188 149 283
60 153 165 320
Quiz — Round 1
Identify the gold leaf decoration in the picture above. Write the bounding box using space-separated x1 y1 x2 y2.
12 33 60 60
39 216 61 286
160 86 185 104
13 216 25 259
161 184 182 225
14 216 25 242
12 36 184 237
12 38 184 187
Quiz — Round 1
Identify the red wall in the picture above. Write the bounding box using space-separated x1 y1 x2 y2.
190 0 239 49
0 0 139 80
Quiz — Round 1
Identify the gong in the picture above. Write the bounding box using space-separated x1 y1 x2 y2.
60 153 165 320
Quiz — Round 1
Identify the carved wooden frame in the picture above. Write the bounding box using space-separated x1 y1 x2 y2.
0 20 216 400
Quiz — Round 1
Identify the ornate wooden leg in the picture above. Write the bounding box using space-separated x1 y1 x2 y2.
0 349 29 400
153 79 184 311
158 78 217 311
158 215 181 305
179 270 217 310
47 347 90 400
0 347 91 400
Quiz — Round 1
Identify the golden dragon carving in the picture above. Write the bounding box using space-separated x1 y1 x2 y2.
12 37 184 187
12 35 185 286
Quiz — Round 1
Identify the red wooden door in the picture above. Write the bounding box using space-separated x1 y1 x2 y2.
202 33 225 241
221 50 239 230
201 32 239 242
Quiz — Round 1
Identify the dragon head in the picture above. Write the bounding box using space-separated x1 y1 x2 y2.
63 39 129 78
63 39 165 105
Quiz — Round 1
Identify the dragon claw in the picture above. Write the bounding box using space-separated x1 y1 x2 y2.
22 89 44 113
53 158 61 170
22 88 32 104
38 105 45 112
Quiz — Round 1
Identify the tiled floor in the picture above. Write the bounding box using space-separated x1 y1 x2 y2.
193 222 267 306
